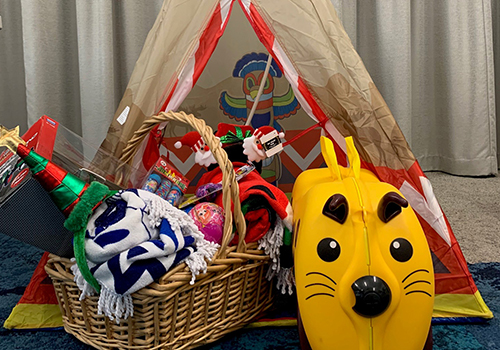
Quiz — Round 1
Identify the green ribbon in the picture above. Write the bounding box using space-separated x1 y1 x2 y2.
220 127 252 144
64 182 116 293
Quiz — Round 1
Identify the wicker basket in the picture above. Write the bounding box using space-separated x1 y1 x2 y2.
45 111 275 350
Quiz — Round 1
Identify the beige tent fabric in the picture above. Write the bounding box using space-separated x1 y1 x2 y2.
254 0 415 170
177 4 313 133
100 0 221 160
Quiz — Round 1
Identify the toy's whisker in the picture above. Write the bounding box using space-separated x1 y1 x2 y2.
306 272 337 285
305 283 335 292
405 290 432 297
402 269 430 283
404 280 431 289
306 293 335 300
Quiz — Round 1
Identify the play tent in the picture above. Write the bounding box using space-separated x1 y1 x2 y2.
98 0 492 321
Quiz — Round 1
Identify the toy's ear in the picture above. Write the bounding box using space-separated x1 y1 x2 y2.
345 137 360 180
320 136 342 181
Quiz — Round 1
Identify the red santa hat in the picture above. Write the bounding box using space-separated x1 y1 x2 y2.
215 123 254 146
174 131 208 152
253 126 285 140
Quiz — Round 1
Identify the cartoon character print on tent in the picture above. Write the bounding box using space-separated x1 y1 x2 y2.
219 52 300 131
218 52 300 184
160 50 312 190
88 0 493 322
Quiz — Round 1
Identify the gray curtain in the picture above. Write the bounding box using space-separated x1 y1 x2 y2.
0 0 27 133
333 0 498 176
0 0 163 146
0 0 498 175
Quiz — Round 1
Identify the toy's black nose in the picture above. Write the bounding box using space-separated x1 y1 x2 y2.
351 275 391 317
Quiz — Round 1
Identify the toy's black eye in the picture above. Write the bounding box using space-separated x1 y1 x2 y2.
317 238 341 262
323 194 348 224
390 238 413 262
378 192 408 223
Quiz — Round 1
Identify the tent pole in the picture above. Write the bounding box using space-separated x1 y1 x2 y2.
245 54 273 126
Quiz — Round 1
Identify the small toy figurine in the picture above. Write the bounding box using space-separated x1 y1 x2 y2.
242 126 285 162
292 136 434 350
174 131 217 167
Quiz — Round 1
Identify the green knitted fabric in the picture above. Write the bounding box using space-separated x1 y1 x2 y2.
64 181 112 293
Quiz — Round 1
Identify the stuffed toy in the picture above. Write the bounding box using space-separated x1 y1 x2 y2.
174 131 217 167
211 123 263 173
243 125 285 162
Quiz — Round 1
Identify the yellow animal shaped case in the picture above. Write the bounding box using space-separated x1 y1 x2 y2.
292 136 434 350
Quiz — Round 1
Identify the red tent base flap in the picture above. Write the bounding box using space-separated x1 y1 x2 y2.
3 252 63 330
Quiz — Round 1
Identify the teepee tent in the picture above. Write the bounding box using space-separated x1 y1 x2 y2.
98 0 492 321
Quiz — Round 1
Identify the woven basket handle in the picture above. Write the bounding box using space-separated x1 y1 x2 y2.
117 111 247 257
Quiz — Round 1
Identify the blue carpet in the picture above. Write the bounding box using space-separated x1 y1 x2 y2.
0 232 499 350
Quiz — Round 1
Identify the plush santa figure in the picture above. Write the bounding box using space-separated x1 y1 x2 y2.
212 123 259 171
174 131 217 167
242 126 285 162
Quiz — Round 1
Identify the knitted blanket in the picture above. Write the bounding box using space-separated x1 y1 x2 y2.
72 189 219 323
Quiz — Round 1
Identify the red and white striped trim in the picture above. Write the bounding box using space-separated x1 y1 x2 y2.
135 0 235 175
400 178 451 246
162 0 234 114
239 0 346 156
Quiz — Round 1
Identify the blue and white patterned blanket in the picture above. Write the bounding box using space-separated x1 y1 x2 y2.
72 189 219 322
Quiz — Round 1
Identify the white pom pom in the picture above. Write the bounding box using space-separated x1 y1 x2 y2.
174 141 182 149
278 132 285 139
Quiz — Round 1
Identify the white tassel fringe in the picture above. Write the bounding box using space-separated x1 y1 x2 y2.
98 286 134 324
257 217 294 295
145 192 218 283
71 258 96 300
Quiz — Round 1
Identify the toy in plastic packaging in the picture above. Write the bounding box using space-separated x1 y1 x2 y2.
0 119 75 257
155 178 173 199
165 186 183 206
142 174 162 193
141 156 190 207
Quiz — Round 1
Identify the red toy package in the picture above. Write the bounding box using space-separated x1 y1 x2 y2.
141 155 190 207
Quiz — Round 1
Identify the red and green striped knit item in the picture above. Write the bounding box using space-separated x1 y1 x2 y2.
17 143 88 216
16 142 114 292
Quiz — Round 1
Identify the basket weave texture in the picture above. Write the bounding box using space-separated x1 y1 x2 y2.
45 111 275 350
